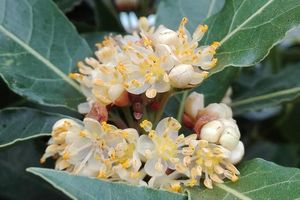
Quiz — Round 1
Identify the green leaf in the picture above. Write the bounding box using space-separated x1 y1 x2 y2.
156 0 225 30
195 67 238 104
0 0 91 110
0 107 74 148
27 168 187 200
231 64 300 114
0 139 69 200
187 158 300 200
203 0 300 73
54 0 82 12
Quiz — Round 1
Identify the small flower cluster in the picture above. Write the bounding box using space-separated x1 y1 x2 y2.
42 116 240 192
70 17 219 113
184 92 244 164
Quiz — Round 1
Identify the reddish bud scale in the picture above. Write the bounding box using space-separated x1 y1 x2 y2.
193 110 218 138
114 91 130 107
86 103 108 122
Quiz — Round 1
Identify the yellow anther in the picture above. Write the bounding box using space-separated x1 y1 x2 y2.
185 179 197 187
140 120 153 132
121 159 130 169
62 151 70 160
116 63 126 73
148 130 156 139
79 130 87 137
199 24 208 32
169 183 182 193
69 73 82 80
211 41 221 49
102 36 111 46
97 170 107 179
131 79 142 87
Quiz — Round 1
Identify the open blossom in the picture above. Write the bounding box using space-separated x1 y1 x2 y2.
70 17 219 114
41 118 145 184
137 117 184 177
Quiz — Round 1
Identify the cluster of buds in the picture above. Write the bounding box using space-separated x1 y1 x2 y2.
184 92 244 164
70 17 219 114
42 117 240 192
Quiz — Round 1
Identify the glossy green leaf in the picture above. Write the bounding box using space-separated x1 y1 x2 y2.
0 139 69 200
203 0 300 73
27 167 187 200
0 107 73 148
187 158 300 200
232 64 300 114
0 0 91 110
156 0 225 30
54 0 82 12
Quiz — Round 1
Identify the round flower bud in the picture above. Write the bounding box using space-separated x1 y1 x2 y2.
184 92 204 119
154 25 178 46
219 127 240 150
229 141 244 164
169 64 194 88
219 119 241 139
200 120 224 143
206 103 233 119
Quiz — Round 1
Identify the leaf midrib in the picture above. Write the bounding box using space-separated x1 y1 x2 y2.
220 0 274 44
216 184 252 200
0 25 82 93
231 87 300 107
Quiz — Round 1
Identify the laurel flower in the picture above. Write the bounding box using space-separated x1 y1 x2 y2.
41 118 144 183
136 117 184 177
175 140 240 189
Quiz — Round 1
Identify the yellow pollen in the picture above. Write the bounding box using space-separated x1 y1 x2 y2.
62 151 70 160
116 63 126 73
69 73 82 80
102 36 111 46
185 179 197 187
211 41 220 49
79 130 87 137
140 120 152 131
169 183 181 193
97 170 106 179
148 130 156 139
130 79 142 87
129 172 141 179
199 24 208 32
121 159 130 169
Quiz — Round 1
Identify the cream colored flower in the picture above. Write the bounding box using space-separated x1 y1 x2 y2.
41 118 143 182
136 117 184 177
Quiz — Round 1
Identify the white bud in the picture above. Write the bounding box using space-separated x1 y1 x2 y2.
206 103 233 119
229 141 245 164
219 119 241 139
154 25 178 46
200 120 224 143
219 127 240 150
169 64 194 88
184 92 204 119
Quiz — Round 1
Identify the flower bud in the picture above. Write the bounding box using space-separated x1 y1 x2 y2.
169 64 194 88
219 127 240 150
154 25 178 46
229 141 244 164
200 120 224 143
219 119 241 139
184 92 204 119
206 103 233 119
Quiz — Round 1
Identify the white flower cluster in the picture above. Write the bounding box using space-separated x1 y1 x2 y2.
70 17 219 113
42 117 240 192
184 92 244 164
